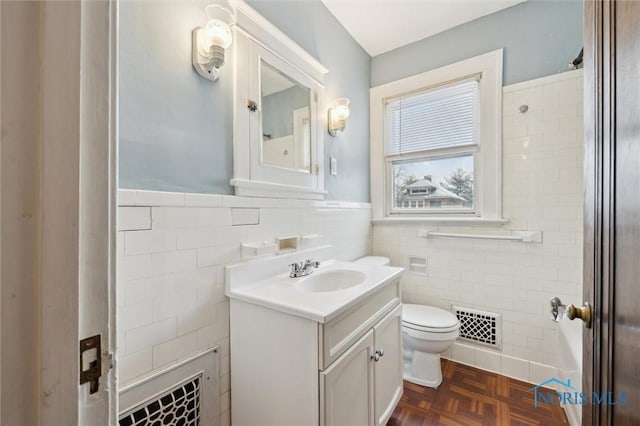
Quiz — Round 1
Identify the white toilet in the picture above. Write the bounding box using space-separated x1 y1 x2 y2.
402 304 460 388
354 256 392 267
356 256 460 389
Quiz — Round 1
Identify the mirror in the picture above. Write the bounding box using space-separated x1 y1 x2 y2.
260 60 312 173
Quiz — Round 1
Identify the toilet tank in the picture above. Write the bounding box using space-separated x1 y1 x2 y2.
355 256 390 266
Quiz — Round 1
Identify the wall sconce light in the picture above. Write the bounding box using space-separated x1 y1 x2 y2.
328 98 350 136
192 3 234 82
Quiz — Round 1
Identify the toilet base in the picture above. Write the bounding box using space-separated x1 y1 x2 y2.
403 351 443 388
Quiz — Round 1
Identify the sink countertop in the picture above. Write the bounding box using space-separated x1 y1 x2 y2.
226 259 404 323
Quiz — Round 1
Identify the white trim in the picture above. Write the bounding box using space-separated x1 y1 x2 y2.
40 1 116 423
108 0 120 419
117 189 371 210
444 342 558 386
371 217 508 226
232 16 326 200
231 0 328 82
370 49 503 223
79 0 118 421
230 178 328 200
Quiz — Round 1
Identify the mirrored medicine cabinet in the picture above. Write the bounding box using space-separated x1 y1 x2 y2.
231 3 328 199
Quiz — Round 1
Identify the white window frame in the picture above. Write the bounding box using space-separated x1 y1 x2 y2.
370 49 504 224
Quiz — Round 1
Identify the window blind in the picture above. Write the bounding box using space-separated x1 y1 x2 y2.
385 77 480 155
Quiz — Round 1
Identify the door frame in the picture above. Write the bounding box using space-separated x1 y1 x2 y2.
40 0 118 424
583 0 614 424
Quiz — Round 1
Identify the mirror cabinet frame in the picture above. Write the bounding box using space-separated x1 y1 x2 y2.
231 1 329 199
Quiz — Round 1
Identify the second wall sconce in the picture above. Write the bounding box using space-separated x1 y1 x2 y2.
328 98 350 136
192 2 235 82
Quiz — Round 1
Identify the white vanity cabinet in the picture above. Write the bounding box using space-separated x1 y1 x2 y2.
229 279 403 426
320 304 403 426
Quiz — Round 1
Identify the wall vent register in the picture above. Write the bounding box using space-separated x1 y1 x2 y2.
452 305 501 349
119 375 201 426
118 349 218 426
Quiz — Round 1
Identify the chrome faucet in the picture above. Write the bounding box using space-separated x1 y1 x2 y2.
289 259 320 278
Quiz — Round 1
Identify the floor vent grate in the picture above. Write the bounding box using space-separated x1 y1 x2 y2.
452 305 501 349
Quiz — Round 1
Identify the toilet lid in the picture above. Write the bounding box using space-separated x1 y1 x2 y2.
402 304 459 331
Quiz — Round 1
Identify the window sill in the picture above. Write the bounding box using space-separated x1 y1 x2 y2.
371 216 509 226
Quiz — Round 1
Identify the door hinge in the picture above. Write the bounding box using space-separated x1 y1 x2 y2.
80 335 102 394
315 164 320 175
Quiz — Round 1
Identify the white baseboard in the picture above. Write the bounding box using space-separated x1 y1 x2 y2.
443 341 557 386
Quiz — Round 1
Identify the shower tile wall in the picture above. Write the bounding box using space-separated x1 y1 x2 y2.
117 193 372 425
373 69 584 383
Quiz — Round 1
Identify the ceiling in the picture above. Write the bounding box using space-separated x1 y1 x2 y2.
320 0 527 57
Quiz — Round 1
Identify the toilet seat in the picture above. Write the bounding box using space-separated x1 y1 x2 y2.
402 304 460 333
403 322 460 334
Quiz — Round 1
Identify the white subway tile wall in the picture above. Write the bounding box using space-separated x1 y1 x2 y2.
118 207 151 231
117 193 372 425
373 69 583 382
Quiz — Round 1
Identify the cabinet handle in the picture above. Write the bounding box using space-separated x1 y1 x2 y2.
370 349 384 362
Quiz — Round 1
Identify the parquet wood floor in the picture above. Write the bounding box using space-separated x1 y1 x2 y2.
388 359 569 426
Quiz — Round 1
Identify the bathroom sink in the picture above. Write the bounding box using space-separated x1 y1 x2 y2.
226 246 404 322
297 270 366 293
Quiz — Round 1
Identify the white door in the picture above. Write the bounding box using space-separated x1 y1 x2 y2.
373 305 403 426
320 330 375 426
39 1 117 424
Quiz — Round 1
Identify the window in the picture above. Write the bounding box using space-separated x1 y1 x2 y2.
370 50 503 222
387 78 479 213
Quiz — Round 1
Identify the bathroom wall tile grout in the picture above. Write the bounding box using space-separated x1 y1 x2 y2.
117 192 373 423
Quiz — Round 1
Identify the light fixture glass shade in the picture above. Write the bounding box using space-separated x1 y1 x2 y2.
332 98 350 120
328 98 350 136
205 19 232 49
192 2 235 82
205 3 234 23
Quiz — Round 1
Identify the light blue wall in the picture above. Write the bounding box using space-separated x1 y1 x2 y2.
119 0 579 199
119 1 233 194
119 0 372 202
371 0 583 87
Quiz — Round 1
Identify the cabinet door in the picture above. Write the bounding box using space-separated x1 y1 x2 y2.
373 304 403 426
320 330 375 426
